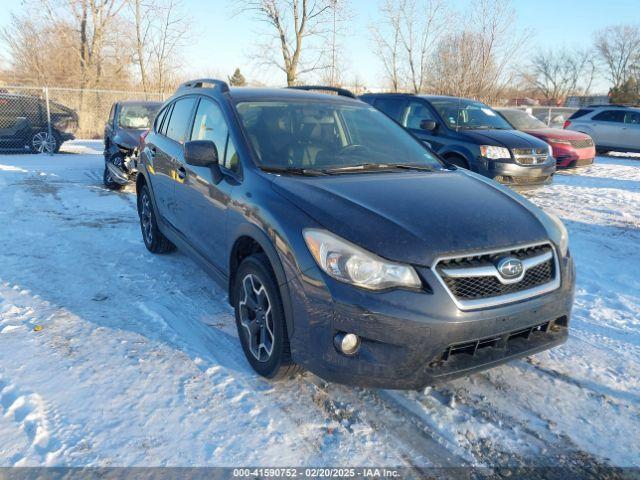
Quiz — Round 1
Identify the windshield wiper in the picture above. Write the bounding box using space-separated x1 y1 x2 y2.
259 166 327 176
322 163 436 174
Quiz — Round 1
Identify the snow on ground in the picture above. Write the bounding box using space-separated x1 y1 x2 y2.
0 141 638 471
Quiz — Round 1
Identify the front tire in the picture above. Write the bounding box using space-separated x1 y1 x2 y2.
137 184 175 253
234 254 299 379
103 163 122 190
446 155 469 169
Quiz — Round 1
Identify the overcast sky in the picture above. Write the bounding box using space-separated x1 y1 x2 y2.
1 0 638 92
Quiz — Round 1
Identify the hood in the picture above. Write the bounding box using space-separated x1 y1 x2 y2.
460 129 549 149
523 128 591 141
271 170 549 266
113 128 146 149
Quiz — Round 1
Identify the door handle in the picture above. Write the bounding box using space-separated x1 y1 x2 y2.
177 166 186 180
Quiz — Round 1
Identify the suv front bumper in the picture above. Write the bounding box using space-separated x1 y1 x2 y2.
287 252 575 389
480 158 556 186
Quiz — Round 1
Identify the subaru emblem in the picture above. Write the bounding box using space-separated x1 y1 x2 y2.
496 257 524 279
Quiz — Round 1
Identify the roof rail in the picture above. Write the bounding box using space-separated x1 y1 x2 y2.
287 85 356 99
178 78 230 93
585 104 631 108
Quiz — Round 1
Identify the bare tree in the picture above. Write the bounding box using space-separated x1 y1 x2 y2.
321 0 351 86
241 0 335 86
371 2 402 92
127 0 190 95
523 48 597 101
1 0 131 88
373 0 448 93
431 0 530 102
594 24 640 88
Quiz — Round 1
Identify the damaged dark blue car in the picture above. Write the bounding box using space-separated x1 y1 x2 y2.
135 80 575 389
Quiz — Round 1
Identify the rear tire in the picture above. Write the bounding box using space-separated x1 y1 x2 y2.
30 129 60 153
137 184 175 254
233 254 301 379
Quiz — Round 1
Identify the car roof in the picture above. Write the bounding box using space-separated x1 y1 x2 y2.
227 87 362 104
361 92 487 103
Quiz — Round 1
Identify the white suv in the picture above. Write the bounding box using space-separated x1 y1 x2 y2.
564 105 640 154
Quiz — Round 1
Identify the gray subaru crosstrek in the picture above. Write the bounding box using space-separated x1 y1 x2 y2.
136 79 575 389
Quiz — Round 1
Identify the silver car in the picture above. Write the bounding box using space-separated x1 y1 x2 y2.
564 105 640 153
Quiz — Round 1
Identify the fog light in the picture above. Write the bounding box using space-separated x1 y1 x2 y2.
334 332 360 356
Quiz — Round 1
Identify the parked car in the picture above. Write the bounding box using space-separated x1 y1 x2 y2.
497 108 595 168
564 105 640 154
103 100 162 188
136 79 575 389
360 94 556 186
0 93 77 153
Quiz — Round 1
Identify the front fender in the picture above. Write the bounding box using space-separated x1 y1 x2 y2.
438 144 478 169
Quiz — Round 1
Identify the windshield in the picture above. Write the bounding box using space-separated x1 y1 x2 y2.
118 104 159 129
499 109 547 130
430 99 513 130
235 100 443 172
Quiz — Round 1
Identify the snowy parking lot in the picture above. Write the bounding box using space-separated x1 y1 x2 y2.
0 141 638 472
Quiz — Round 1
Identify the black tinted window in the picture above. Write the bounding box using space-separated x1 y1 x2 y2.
592 110 625 123
568 109 593 120
373 98 406 122
166 97 196 143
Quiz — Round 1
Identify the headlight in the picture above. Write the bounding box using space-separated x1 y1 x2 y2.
548 138 571 146
479 145 510 160
546 212 569 256
303 229 421 290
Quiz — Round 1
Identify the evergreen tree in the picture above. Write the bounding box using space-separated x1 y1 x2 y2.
609 77 640 105
228 68 247 87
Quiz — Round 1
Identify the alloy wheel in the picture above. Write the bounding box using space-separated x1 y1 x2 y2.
32 131 56 153
140 192 153 245
239 273 274 362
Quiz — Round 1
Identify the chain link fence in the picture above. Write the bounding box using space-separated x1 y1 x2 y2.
0 85 165 153
491 105 579 128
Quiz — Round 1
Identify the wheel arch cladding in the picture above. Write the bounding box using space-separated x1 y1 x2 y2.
228 225 296 338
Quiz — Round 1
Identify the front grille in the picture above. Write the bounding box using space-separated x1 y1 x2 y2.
569 138 594 149
443 261 552 300
434 243 559 309
512 148 548 166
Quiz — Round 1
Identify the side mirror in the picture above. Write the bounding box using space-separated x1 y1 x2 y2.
184 140 219 167
184 140 223 183
420 119 438 131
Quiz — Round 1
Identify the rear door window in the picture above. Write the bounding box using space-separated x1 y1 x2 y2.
592 110 625 123
166 97 196 143
373 98 406 122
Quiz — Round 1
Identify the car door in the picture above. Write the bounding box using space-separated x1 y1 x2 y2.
400 99 444 150
0 96 29 147
622 111 640 150
173 96 237 270
590 110 625 147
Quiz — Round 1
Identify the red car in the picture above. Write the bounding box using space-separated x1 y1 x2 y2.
498 108 595 168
